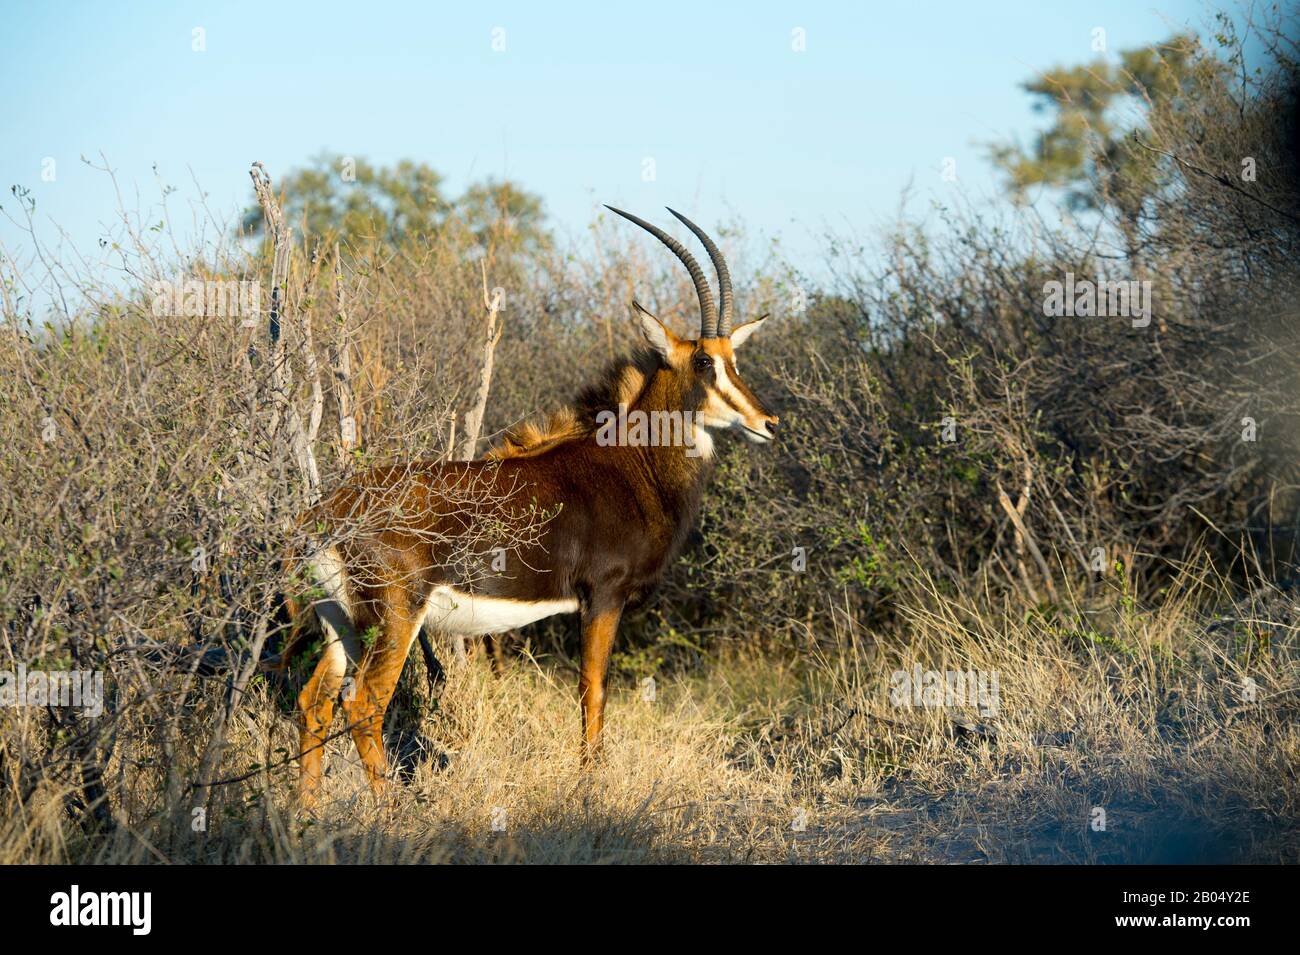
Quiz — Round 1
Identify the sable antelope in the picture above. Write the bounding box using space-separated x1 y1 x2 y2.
282 206 779 809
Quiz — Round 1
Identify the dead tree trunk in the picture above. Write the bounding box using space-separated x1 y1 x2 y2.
191 162 322 813
457 262 504 461
329 242 358 465
450 262 504 662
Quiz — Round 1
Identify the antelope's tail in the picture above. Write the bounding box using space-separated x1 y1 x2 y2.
260 590 315 673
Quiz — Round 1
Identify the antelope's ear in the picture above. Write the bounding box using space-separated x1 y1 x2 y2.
632 300 680 361
728 315 768 349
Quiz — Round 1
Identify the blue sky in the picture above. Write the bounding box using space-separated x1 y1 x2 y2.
1 0 1222 290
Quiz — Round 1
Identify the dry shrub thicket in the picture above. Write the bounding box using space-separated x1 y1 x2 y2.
0 22 1297 862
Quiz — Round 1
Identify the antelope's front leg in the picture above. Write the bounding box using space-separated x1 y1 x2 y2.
578 603 623 765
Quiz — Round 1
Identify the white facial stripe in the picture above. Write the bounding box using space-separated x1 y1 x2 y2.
691 424 714 459
712 355 753 416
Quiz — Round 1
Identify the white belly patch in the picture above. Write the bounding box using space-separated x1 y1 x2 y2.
422 587 578 635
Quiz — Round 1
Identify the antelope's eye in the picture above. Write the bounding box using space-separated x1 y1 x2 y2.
692 353 713 373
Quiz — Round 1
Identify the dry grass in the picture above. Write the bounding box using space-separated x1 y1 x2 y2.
7 564 1294 865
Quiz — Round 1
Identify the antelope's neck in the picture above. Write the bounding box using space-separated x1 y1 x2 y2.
626 368 715 501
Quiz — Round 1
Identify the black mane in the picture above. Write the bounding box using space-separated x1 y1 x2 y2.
571 346 663 427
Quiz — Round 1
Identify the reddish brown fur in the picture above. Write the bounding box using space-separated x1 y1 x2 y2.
285 309 777 810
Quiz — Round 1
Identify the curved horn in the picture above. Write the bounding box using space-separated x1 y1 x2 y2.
666 208 733 337
605 205 717 337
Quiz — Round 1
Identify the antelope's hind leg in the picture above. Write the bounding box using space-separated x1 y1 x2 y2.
341 591 425 796
296 598 362 811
